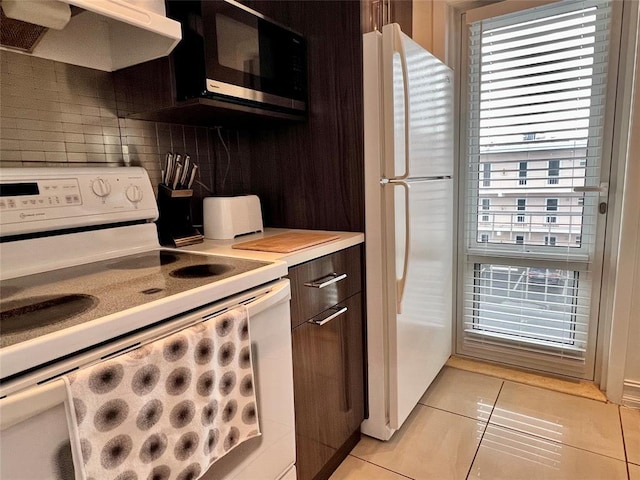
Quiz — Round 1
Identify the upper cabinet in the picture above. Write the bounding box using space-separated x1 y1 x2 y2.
362 0 412 36
0 0 181 71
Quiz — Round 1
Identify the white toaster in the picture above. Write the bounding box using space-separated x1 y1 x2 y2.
203 195 264 240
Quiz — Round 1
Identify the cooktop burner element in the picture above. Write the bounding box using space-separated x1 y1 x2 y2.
0 250 270 350
108 252 179 270
170 264 233 278
1 294 98 342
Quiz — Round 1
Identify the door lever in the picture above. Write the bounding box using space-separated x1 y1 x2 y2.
573 182 608 197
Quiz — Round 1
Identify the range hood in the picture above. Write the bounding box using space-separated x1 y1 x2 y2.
0 0 182 72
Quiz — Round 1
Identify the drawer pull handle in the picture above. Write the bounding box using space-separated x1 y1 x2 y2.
309 306 348 326
304 272 347 289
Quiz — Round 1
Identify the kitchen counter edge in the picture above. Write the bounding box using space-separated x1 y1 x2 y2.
181 228 364 269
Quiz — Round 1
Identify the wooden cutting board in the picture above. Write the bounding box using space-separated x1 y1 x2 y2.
232 232 340 253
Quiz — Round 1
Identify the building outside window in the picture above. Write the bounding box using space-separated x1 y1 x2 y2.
483 162 491 187
518 161 527 185
516 198 526 223
548 159 560 184
481 198 490 222
515 235 524 245
545 236 557 246
546 198 558 223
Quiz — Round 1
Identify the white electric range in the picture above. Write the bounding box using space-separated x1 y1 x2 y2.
0 167 296 480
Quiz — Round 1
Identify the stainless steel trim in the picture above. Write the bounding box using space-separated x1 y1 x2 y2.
304 272 347 289
206 79 306 111
309 306 348 326
223 0 304 37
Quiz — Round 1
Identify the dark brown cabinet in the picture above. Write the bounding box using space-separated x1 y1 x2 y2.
289 246 365 480
114 57 304 127
361 0 413 35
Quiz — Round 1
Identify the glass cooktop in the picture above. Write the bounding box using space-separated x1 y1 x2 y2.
0 250 270 349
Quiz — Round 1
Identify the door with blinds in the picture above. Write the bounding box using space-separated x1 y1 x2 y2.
457 0 618 379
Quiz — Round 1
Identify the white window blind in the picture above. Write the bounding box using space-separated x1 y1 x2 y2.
461 0 612 373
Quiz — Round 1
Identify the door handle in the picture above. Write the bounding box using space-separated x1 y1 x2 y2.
573 182 608 197
383 23 410 181
387 179 410 314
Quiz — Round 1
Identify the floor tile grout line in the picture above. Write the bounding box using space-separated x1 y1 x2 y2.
465 380 505 480
487 421 629 464
416 401 494 423
347 453 415 479
618 406 631 480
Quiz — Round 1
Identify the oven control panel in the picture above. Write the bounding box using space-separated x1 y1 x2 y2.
0 167 159 236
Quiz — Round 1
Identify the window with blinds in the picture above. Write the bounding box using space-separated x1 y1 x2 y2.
460 0 613 375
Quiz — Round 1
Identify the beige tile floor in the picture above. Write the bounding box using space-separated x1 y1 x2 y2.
330 366 640 480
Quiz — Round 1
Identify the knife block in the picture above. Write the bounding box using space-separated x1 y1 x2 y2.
156 184 204 247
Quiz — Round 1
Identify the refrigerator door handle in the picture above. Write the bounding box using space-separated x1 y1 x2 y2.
389 179 410 314
386 23 410 181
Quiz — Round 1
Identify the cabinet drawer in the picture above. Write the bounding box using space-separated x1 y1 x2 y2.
292 294 364 480
289 245 362 328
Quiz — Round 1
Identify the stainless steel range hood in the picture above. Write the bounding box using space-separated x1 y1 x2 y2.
0 0 182 72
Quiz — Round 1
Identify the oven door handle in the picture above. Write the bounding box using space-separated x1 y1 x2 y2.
0 379 67 431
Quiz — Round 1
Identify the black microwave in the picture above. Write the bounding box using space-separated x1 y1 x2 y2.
167 0 307 113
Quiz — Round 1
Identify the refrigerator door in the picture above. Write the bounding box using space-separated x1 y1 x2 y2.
382 23 453 180
385 178 453 429
362 25 454 440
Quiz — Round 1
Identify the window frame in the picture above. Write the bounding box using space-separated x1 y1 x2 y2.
454 0 623 380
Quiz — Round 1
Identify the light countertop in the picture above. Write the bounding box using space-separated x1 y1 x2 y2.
182 228 364 268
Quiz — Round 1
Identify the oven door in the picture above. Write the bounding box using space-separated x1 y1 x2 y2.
200 1 306 111
0 382 74 479
0 280 295 480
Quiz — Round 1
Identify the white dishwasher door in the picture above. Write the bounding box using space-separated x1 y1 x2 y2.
0 279 295 480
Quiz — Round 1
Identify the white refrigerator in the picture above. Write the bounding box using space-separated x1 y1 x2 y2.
362 23 454 441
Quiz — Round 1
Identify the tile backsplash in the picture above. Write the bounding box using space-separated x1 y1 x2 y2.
0 50 249 225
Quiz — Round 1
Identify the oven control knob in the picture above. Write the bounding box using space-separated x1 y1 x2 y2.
91 178 111 198
125 185 143 204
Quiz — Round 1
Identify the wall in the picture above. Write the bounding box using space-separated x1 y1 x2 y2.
620 3 640 408
0 50 248 225
607 74 640 406
412 0 450 64
240 0 365 232
1 1 365 233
